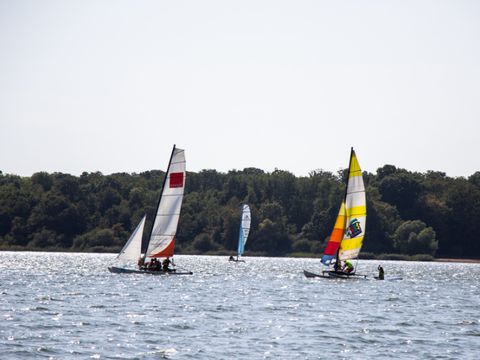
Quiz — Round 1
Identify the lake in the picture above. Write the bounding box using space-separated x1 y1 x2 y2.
1 252 479 359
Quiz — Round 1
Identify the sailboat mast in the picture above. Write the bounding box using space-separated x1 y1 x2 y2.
335 147 354 264
343 147 354 203
143 144 177 254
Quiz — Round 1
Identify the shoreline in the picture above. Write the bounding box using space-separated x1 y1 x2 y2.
434 258 480 264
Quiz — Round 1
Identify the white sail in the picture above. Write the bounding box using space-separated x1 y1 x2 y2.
145 146 186 258
117 215 146 261
237 204 251 257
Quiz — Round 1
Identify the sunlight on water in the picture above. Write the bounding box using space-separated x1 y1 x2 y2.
0 252 479 359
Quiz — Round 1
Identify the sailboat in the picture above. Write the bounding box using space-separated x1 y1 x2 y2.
304 147 367 279
229 204 251 262
109 145 192 275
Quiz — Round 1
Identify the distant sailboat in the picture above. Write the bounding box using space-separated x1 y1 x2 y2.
229 204 251 262
304 148 367 279
109 145 192 275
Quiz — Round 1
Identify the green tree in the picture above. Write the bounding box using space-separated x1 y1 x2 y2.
393 220 438 255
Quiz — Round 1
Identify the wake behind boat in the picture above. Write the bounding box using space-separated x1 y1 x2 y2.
108 266 192 275
373 276 403 281
109 145 192 276
304 148 367 280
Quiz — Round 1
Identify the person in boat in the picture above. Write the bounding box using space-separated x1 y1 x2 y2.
148 258 160 271
146 258 152 269
377 265 384 280
137 256 145 270
333 259 342 272
162 257 172 272
343 259 354 273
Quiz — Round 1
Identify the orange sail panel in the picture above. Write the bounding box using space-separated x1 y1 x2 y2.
150 238 175 258
321 202 346 264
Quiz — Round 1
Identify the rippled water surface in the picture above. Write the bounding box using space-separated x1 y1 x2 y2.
1 252 479 359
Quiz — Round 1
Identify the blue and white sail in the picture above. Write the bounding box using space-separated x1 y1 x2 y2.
237 204 251 258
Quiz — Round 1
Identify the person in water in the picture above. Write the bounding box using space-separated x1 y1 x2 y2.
378 265 385 280
343 259 354 273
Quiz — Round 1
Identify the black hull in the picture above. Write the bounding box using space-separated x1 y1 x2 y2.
108 266 193 275
303 269 367 279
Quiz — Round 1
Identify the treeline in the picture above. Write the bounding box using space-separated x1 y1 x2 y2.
1 166 479 259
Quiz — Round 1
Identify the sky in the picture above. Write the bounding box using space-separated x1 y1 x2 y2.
1 0 479 178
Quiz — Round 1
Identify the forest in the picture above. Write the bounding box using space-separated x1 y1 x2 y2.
1 165 480 259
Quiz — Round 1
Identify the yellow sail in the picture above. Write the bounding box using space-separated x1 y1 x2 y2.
338 149 366 260
321 148 366 264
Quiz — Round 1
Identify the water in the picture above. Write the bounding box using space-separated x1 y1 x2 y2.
1 252 479 359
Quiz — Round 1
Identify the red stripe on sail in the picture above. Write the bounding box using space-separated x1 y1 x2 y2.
150 238 175 258
170 172 184 188
323 228 343 256
324 240 341 256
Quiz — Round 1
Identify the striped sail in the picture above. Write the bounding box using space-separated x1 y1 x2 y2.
146 146 186 258
321 148 366 264
237 204 251 257
117 215 146 261
321 202 347 265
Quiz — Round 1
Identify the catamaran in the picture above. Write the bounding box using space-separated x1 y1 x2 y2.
109 145 192 275
229 204 251 262
304 148 367 279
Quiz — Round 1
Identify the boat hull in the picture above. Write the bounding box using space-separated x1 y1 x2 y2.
108 266 193 275
303 269 367 279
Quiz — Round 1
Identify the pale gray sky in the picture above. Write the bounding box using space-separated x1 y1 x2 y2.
1 0 479 177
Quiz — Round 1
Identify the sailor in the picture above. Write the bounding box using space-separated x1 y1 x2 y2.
137 256 145 269
343 259 354 273
333 259 342 272
149 258 159 270
377 265 384 280
162 257 171 271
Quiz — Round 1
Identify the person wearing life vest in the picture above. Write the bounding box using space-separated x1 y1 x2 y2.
137 256 145 270
378 265 385 280
343 259 354 273
162 257 172 271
